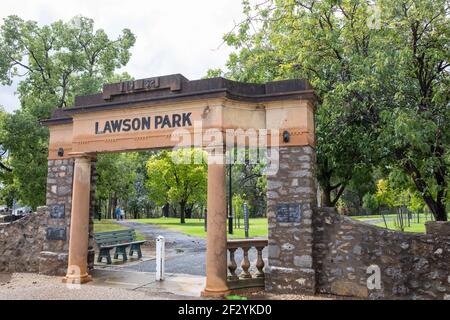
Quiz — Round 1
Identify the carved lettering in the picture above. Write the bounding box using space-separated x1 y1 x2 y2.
95 113 192 135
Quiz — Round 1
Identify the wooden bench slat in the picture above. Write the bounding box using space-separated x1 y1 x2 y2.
94 228 145 264
95 235 135 242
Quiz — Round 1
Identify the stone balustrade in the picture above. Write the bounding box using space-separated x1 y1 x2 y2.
226 239 268 290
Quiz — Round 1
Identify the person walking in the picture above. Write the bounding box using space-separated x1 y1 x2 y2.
120 208 125 221
115 206 121 221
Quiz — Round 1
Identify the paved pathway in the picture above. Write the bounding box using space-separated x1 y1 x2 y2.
116 220 267 276
358 217 395 225
0 272 201 300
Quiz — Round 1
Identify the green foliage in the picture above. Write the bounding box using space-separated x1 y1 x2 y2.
228 148 267 217
221 0 384 207
0 15 135 208
233 193 245 220
0 110 48 208
204 68 224 78
221 0 449 220
362 193 379 211
96 152 138 205
375 178 425 211
146 148 207 223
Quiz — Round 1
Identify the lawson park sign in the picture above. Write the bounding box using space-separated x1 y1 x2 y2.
94 112 192 135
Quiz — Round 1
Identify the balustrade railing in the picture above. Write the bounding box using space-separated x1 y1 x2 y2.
226 239 268 290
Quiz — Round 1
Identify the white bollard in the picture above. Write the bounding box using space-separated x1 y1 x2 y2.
156 235 165 281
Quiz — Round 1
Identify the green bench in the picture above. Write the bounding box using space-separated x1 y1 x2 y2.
94 229 146 264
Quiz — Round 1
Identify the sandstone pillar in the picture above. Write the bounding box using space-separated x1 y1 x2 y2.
202 146 229 297
62 154 93 284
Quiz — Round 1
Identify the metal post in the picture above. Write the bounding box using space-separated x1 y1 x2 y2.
156 235 165 281
243 202 249 238
204 209 207 232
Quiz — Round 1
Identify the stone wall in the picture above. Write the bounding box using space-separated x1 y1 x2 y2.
41 158 75 275
313 207 450 300
0 207 47 273
43 158 97 275
266 146 317 294
0 158 98 277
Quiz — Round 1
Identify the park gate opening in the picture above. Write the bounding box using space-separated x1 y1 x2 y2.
41 74 317 296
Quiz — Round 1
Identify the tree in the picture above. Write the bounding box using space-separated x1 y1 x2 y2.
218 0 383 207
374 0 450 221
96 152 138 219
146 149 207 224
229 148 267 217
0 15 135 208
218 0 449 220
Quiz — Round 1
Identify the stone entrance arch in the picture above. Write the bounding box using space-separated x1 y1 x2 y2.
41 74 317 296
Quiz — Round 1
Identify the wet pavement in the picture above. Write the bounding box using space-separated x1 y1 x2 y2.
90 269 206 298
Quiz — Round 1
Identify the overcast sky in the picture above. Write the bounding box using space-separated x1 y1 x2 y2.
0 0 245 112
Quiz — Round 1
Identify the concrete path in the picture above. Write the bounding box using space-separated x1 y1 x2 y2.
114 220 267 276
90 269 205 299
0 272 204 300
358 217 395 225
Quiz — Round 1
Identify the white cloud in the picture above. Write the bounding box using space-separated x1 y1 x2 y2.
0 0 244 112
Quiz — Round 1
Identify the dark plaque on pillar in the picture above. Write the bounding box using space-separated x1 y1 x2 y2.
276 203 301 223
50 204 65 219
46 227 66 240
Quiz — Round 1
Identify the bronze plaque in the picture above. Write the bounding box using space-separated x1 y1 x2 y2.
46 227 66 241
276 203 301 223
50 204 65 219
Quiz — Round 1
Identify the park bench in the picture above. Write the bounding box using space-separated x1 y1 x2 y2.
94 229 146 264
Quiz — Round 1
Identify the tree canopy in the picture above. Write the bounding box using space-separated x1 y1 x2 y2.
0 15 135 208
146 149 208 223
214 0 449 221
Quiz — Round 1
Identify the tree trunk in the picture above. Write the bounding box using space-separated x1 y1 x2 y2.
403 160 448 221
321 188 332 207
321 184 346 208
425 198 447 222
97 200 102 221
180 201 186 224
107 194 112 219
185 205 193 219
111 193 117 220
162 203 169 217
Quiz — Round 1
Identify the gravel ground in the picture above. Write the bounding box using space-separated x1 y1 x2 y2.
0 273 197 300
0 273 345 300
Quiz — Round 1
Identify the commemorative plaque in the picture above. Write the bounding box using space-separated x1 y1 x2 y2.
276 203 301 223
46 227 66 241
50 204 65 219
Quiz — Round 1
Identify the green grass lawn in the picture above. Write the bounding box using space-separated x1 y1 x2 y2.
352 212 448 233
129 217 268 239
373 214 437 233
93 219 145 240
374 219 427 233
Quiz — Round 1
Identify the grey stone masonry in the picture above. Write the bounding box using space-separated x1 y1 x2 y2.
0 158 96 277
40 158 96 275
265 146 317 294
313 207 450 300
0 207 47 273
